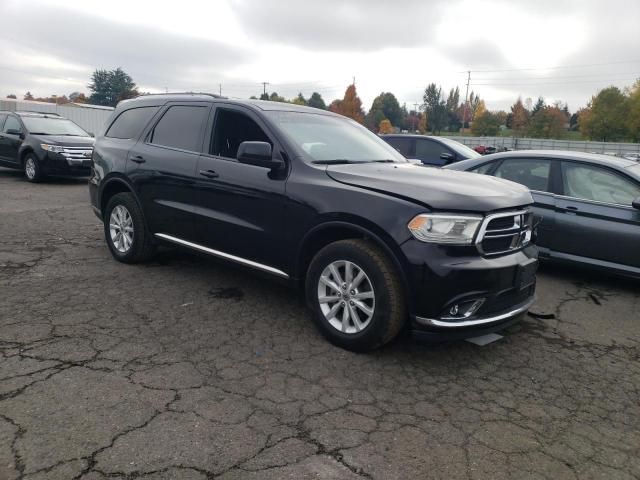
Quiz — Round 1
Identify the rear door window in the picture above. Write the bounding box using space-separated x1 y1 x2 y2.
385 137 413 157
149 105 209 152
3 116 22 134
106 106 159 139
493 158 552 192
561 162 640 205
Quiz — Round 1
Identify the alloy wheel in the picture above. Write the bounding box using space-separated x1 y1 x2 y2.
109 205 134 253
317 260 375 334
25 158 36 179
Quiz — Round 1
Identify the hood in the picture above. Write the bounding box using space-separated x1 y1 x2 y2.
326 162 533 213
35 135 95 147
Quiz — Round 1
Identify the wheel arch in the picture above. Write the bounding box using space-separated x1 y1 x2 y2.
99 175 141 217
296 218 412 309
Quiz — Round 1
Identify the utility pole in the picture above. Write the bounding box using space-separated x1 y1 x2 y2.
462 70 470 133
261 82 269 97
219 83 222 96
413 102 420 132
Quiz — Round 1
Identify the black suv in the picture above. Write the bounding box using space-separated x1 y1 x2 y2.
90 94 538 351
382 134 481 166
0 111 94 182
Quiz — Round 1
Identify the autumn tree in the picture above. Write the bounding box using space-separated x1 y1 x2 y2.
422 83 447 133
365 92 402 131
291 93 307 105
579 86 630 141
471 111 501 136
307 92 327 110
627 79 640 141
510 97 530 136
378 119 394 134
418 112 428 133
329 84 364 123
89 68 139 107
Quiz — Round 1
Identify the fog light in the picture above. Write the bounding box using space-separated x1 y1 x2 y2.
444 299 485 320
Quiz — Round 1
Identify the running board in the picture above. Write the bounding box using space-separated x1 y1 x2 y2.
154 233 289 279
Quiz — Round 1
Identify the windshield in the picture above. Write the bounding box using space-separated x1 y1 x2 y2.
21 117 89 137
266 111 406 163
439 137 481 158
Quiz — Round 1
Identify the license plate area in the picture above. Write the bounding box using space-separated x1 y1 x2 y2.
515 259 537 290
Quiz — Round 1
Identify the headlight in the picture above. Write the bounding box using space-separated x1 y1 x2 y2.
41 144 64 153
408 213 483 244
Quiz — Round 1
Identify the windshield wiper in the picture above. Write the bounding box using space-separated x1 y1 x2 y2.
312 159 362 165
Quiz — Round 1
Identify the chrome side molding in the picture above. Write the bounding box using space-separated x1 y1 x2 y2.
154 233 289 279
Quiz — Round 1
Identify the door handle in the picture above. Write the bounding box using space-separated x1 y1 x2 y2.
563 205 579 214
129 155 145 164
199 169 219 179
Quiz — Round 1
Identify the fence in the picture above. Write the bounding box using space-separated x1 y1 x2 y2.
0 99 113 136
442 136 640 156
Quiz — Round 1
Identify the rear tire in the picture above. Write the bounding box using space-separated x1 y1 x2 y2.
104 192 156 263
306 239 406 352
24 153 44 183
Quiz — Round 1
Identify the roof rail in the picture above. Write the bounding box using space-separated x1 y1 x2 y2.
134 92 226 99
15 110 62 116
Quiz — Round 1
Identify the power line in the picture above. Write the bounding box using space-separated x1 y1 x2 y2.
471 76 639 87
462 59 640 74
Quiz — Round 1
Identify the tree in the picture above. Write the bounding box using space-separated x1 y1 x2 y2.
527 106 568 139
268 92 286 102
445 87 461 131
24 91 34 101
510 97 530 136
378 119 394 134
473 100 487 120
471 111 501 136
291 93 307 105
259 92 269 100
365 92 402 131
579 86 630 141
531 97 545 117
329 84 364 123
6 94 17 99
307 92 326 110
418 112 428 134
88 68 139 107
422 83 447 134
627 79 640 141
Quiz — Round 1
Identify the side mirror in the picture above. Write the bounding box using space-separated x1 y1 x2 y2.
440 152 455 164
237 141 283 170
6 128 22 137
633 197 640 210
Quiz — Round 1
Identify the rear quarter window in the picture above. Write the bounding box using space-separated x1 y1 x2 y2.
106 106 159 139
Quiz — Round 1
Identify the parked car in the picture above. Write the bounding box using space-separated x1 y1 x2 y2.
381 134 480 166
0 111 94 182
446 151 640 278
90 94 538 351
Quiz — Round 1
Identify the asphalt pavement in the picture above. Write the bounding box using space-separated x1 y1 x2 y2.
1 167 639 480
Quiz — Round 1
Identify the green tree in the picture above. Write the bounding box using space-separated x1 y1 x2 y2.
24 91 34 101
579 87 630 141
365 92 402 131
445 87 461 130
531 97 545 117
268 92 286 102
307 92 327 110
422 83 447 134
88 68 138 107
528 106 568 139
471 111 501 136
6 94 17 99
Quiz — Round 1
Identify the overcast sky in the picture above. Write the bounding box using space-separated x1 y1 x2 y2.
1 0 639 112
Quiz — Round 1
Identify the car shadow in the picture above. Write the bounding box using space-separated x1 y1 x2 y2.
0 167 88 185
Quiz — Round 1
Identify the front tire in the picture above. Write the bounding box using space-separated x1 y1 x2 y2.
306 239 406 352
104 192 155 263
24 154 44 183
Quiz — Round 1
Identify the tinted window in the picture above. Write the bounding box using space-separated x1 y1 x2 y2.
21 117 88 136
494 158 551 192
106 106 159 139
415 139 449 163
211 109 272 159
385 137 413 156
3 116 22 134
150 106 208 152
562 162 640 205
0 114 6 130
471 162 495 174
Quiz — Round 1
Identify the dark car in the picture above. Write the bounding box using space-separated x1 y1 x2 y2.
0 111 94 182
90 93 538 351
381 134 481 166
446 151 640 278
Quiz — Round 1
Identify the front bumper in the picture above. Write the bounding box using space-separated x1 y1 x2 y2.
401 239 538 339
40 152 92 176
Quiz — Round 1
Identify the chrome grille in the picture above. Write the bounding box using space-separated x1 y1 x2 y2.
61 146 93 164
476 210 533 256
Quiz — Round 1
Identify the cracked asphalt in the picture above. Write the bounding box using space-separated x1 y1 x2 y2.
1 167 639 480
